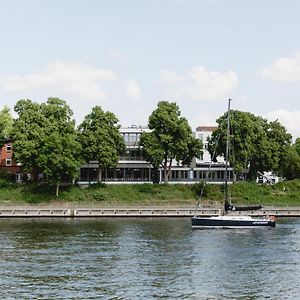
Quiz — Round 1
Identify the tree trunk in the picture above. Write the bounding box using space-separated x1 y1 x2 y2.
163 158 173 184
163 158 168 184
166 158 173 183
248 164 257 181
56 183 60 198
88 162 90 185
98 168 102 182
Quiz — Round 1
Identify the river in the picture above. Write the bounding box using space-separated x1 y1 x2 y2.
0 217 299 299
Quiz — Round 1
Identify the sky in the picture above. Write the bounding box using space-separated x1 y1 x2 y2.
1 0 300 138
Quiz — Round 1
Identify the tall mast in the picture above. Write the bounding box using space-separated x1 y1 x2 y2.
224 99 231 211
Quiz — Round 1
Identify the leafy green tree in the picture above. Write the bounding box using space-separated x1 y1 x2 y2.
12 99 45 173
280 138 300 179
263 120 292 176
208 110 292 179
0 106 13 147
140 101 203 184
294 138 300 156
12 98 82 197
78 106 125 182
281 145 300 180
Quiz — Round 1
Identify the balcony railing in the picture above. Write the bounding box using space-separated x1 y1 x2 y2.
119 156 146 161
125 141 139 147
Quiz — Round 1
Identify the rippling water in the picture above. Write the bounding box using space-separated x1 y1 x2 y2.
0 217 299 299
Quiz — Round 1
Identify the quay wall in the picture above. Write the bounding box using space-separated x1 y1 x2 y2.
0 207 300 218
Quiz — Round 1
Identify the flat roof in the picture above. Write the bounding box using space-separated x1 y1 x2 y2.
196 126 217 132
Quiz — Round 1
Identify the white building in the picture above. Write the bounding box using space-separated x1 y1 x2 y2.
194 126 225 165
79 125 233 184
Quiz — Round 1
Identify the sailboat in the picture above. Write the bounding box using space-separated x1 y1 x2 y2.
191 99 276 229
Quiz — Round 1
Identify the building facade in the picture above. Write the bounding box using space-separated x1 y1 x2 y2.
2 126 233 184
78 125 233 184
79 126 154 184
0 141 22 182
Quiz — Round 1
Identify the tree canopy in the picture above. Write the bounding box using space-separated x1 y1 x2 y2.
140 101 203 183
0 106 13 147
78 106 125 182
208 109 292 179
12 98 82 196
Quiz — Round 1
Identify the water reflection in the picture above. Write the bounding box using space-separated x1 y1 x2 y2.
0 218 299 299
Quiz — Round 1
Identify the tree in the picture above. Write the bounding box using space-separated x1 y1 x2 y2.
294 138 300 156
208 110 292 179
262 120 292 176
12 99 45 173
0 106 13 147
280 138 300 180
281 145 300 180
12 98 82 197
140 101 203 184
78 106 125 182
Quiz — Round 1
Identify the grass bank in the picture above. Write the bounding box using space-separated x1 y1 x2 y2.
0 179 300 207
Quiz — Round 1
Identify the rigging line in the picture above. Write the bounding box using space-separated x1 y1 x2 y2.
224 99 231 207
193 130 222 216
228 109 234 204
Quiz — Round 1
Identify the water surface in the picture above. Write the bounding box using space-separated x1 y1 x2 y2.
0 217 299 299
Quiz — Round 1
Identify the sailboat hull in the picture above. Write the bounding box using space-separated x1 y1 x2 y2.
191 216 276 229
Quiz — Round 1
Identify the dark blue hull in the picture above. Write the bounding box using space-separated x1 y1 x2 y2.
191 216 276 229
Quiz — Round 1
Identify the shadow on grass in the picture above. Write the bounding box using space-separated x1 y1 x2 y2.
21 184 75 204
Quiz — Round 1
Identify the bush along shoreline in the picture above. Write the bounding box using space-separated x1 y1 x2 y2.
0 178 300 207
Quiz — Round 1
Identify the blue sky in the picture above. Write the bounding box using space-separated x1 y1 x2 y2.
1 0 300 138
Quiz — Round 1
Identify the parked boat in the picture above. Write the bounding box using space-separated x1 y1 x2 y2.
192 99 276 229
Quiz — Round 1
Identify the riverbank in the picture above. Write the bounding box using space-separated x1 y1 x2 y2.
0 179 300 207
1 206 300 218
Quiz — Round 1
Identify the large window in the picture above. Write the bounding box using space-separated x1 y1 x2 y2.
120 149 144 161
123 133 141 146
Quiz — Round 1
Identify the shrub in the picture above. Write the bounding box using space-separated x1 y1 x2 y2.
138 183 154 193
0 170 14 181
88 182 107 189
0 178 11 188
191 182 205 196
93 190 108 201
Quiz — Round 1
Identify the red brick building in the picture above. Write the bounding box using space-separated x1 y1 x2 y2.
0 141 21 175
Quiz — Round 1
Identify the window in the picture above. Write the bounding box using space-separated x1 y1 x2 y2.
198 134 204 142
129 133 136 142
6 144 12 152
181 170 188 179
172 170 179 179
123 133 140 146
6 157 12 166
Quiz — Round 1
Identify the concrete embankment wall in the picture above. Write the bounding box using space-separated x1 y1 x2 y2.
0 207 300 217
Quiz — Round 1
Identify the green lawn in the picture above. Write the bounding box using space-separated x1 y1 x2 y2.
0 179 300 207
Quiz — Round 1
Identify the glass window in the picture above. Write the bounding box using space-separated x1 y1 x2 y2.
6 144 12 152
129 133 137 142
123 133 129 142
6 157 12 166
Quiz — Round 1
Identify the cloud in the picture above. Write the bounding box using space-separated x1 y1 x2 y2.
190 112 218 129
125 79 141 99
109 49 122 58
261 53 300 82
264 109 300 139
159 66 238 101
0 61 117 99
